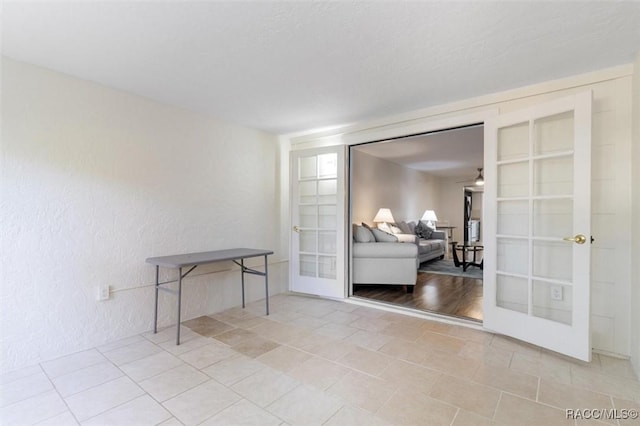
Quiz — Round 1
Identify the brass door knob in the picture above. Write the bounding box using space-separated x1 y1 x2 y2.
563 234 587 244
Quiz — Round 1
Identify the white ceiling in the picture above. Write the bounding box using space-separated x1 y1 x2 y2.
2 1 639 135
353 125 484 178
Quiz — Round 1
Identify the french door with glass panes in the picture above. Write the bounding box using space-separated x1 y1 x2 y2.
290 146 346 298
484 91 592 361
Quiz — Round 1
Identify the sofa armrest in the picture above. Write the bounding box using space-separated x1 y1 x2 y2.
395 233 418 244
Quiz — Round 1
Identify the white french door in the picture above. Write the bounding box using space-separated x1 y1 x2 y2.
484 91 592 361
290 146 346 298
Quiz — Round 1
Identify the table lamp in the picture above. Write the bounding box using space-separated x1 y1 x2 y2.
373 208 395 233
421 210 438 229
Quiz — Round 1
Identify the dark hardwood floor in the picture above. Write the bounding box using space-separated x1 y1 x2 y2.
352 272 483 322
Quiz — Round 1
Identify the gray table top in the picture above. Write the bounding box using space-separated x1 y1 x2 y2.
146 248 273 268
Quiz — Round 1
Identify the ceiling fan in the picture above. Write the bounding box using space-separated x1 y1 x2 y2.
456 168 484 186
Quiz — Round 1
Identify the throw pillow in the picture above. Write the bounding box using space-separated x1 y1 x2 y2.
371 228 399 242
407 221 417 234
415 221 434 239
389 224 402 234
354 225 375 243
397 221 411 234
377 222 391 233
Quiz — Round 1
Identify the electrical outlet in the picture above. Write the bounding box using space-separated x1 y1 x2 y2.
550 286 563 301
97 285 110 301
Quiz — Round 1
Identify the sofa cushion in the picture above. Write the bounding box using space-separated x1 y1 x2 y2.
354 225 375 243
371 228 398 242
396 221 411 234
407 221 417 234
353 242 417 258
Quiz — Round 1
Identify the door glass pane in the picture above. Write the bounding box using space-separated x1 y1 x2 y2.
318 153 338 179
319 205 337 229
532 280 572 325
299 181 317 204
497 200 528 236
300 254 316 277
498 122 529 161
534 155 573 196
534 111 574 155
497 274 528 314
533 198 572 238
318 231 336 254
299 230 316 253
318 179 337 204
299 205 317 228
319 255 336 279
498 162 528 198
533 240 572 281
299 156 317 180
497 238 528 275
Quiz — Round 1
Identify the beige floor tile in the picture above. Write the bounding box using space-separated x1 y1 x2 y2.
322 310 362 325
494 393 573 425
348 329 394 351
417 331 466 355
202 354 265 386
571 365 640 402
612 396 640 410
200 399 281 426
120 351 184 381
64 376 144 421
324 405 392 426
156 417 183 426
262 310 304 324
316 323 360 340
472 364 539 400
538 379 615 418
83 394 171 426
139 364 209 402
102 340 163 366
143 325 196 345
0 391 68 425
1 365 42 385
421 349 480 379
232 316 272 329
452 410 497 426
509 352 572 385
446 325 494 344
232 336 280 359
379 322 425 342
249 321 306 344
98 334 147 352
212 328 257 346
599 354 639 380
300 303 340 318
1 370 53 407
231 367 300 407
378 338 430 364
266 384 342 425
350 316 392 333
256 345 311 372
182 316 234 337
459 340 512 368
51 361 123 397
352 306 388 318
378 389 458 426
288 356 351 390
162 379 241 426
159 334 214 355
429 374 501 419
300 337 358 362
35 410 79 425
377 359 441 396
421 320 454 335
491 335 542 358
327 370 396 412
178 342 237 369
337 346 393 376
40 349 107 378
287 315 329 329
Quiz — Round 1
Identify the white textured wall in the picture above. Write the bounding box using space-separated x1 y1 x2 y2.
0 58 285 372
350 150 439 225
631 54 640 377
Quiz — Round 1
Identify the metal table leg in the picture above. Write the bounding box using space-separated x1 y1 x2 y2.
153 265 159 333
176 267 182 345
264 254 269 315
241 259 245 308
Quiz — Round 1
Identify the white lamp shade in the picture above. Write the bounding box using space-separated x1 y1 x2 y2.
373 208 395 223
421 210 438 222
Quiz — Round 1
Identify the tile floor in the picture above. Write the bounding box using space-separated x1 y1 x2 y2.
1 293 639 425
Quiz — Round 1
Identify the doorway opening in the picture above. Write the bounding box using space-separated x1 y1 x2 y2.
349 124 484 322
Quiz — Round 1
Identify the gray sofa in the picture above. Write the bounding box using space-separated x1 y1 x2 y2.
394 220 447 264
352 225 418 287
